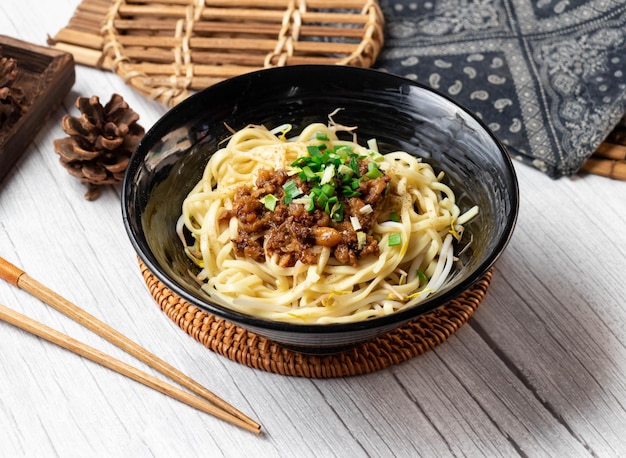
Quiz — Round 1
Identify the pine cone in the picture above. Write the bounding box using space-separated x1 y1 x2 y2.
0 52 26 128
53 94 145 200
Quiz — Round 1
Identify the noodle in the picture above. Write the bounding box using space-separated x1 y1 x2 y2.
178 122 478 324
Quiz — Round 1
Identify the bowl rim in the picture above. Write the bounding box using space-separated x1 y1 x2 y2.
122 64 519 334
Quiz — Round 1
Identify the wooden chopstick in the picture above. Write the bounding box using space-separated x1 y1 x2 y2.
0 302 260 434
0 256 261 434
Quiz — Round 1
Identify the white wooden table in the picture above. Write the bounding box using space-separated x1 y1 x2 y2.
2 1 626 456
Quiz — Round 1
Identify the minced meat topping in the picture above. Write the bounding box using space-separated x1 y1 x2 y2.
220 143 390 268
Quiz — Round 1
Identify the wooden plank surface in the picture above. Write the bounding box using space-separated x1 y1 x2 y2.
1 1 625 456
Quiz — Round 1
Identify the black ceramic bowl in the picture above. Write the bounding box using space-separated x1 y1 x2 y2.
122 65 518 354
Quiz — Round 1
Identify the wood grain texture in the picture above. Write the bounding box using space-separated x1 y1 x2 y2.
0 302 260 434
1 1 625 456
0 257 259 431
0 35 74 183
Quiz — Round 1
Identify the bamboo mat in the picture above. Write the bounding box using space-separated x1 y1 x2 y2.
47 0 625 179
139 260 493 378
579 116 626 180
48 0 384 106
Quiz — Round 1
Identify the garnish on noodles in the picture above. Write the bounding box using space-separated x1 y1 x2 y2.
177 119 478 324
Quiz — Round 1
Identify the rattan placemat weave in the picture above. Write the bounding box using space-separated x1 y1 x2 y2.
49 0 384 106
139 260 493 378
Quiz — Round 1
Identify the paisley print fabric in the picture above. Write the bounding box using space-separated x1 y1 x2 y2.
373 0 626 177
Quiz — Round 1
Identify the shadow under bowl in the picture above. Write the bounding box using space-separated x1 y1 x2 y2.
122 65 519 354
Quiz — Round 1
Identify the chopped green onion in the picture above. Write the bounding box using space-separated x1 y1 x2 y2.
316 192 329 208
325 195 338 206
359 204 373 215
291 157 308 168
307 145 323 158
310 187 323 197
305 194 316 212
335 146 351 161
350 215 362 231
259 194 278 211
357 231 367 250
320 163 335 185
292 195 312 208
341 186 361 197
349 156 359 175
388 233 402 247
389 212 400 222
283 179 299 195
365 162 383 179
282 180 302 204
320 183 335 197
324 196 338 214
337 164 354 178
300 166 317 180
329 202 344 222
315 131 330 141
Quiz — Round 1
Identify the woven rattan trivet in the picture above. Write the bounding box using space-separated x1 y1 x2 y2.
49 0 384 106
139 260 493 378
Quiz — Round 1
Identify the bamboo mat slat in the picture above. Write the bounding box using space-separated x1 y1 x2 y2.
579 117 626 180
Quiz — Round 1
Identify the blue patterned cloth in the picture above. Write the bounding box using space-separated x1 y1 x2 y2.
373 0 626 177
